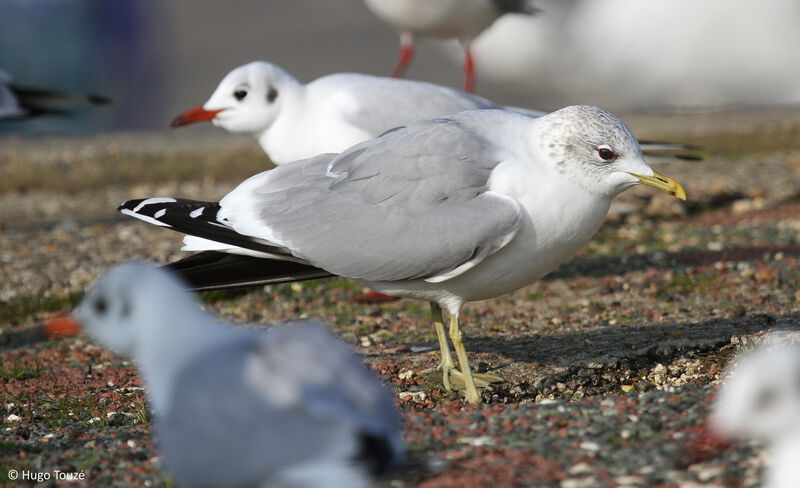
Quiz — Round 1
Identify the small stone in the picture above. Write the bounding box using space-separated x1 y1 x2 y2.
729 305 746 318
614 475 646 486
561 478 598 488
568 462 594 476
5 414 21 422
694 464 724 482
397 369 414 380
457 435 494 447
579 441 601 452
106 411 130 426
397 391 427 403
127 439 136 448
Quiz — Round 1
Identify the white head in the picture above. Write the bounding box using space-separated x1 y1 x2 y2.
533 105 686 201
170 61 300 135
73 262 206 358
712 342 800 442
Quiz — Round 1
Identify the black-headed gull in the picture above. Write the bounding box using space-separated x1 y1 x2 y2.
169 61 692 167
363 0 538 92
50 262 405 488
121 106 686 403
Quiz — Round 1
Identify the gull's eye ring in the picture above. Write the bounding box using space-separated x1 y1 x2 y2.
598 146 615 161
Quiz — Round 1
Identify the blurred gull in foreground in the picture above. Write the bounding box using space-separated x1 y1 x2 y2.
362 0 538 92
120 105 686 403
712 339 800 488
48 263 404 488
170 61 695 166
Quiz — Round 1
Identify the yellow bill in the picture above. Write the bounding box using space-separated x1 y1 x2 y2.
629 171 686 200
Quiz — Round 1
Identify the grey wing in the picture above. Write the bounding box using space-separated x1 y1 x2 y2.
159 324 402 487
329 74 499 136
249 322 403 444
221 113 523 282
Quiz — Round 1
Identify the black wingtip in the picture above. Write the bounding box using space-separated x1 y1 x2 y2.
118 199 142 212
357 433 402 476
164 252 332 291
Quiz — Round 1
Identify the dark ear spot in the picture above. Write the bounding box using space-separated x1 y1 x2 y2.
754 385 778 412
120 298 131 319
267 86 278 103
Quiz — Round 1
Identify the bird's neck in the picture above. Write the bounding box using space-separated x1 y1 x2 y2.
135 311 233 416
257 83 306 163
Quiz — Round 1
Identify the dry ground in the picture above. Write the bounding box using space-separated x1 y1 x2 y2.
2 108 800 487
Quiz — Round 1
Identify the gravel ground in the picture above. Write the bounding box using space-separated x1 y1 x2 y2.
2 108 800 487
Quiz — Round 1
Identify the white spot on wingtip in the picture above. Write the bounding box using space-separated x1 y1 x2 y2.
154 209 166 219
133 197 176 213
120 208 171 227
189 207 204 218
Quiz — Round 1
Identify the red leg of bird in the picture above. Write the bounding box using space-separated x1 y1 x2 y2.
391 34 414 78
350 291 401 303
463 44 476 93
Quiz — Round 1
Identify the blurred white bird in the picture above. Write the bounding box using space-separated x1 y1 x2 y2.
462 0 800 107
362 0 538 92
712 340 800 488
48 262 405 488
0 68 109 121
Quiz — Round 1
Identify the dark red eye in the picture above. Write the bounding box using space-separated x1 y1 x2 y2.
598 147 615 160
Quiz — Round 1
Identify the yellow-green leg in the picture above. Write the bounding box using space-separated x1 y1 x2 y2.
448 312 481 403
446 312 505 403
430 302 456 391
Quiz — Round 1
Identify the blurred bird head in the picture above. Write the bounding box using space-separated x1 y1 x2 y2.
171 61 297 135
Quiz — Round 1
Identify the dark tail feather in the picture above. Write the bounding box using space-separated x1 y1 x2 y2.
165 251 333 291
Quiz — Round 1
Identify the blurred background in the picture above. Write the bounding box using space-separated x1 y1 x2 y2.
1 0 799 135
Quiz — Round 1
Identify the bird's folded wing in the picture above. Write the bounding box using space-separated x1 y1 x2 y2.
323 73 498 135
220 115 523 282
161 330 377 487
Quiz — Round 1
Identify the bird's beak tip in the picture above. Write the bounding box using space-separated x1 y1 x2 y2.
170 106 223 128
42 313 82 340
630 171 686 201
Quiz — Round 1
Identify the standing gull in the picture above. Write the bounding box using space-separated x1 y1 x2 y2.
170 61 691 166
120 106 686 403
47 263 404 488
362 0 538 92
